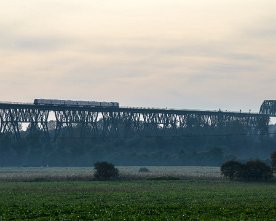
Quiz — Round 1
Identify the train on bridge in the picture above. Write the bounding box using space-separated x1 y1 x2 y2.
34 99 119 108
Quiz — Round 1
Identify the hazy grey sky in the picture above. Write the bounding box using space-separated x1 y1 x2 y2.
0 0 276 112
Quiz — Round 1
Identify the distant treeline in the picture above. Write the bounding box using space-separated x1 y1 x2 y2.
0 122 275 166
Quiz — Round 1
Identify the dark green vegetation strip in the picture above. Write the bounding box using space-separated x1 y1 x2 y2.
0 180 275 220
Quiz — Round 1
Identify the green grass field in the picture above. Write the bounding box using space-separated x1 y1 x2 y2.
0 179 275 220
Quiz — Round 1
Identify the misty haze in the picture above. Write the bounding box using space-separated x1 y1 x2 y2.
0 0 276 220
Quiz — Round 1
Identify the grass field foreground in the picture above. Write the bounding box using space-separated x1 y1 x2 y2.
0 180 275 220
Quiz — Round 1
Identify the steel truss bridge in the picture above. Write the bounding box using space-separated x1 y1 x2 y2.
0 100 274 141
260 100 276 116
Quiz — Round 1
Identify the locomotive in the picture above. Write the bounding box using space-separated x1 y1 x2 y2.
34 99 119 108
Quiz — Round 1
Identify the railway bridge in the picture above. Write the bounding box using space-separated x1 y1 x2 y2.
0 100 274 141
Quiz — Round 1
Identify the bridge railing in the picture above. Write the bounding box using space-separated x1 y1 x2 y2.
120 106 260 114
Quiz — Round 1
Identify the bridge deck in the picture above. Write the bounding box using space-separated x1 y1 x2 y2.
0 102 265 117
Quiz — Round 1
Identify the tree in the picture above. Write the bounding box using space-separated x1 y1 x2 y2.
221 160 244 180
242 160 273 181
221 160 273 181
94 161 119 179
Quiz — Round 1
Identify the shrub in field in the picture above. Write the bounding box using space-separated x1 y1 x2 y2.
221 160 273 181
94 162 119 180
138 167 150 173
271 152 276 172
241 160 273 181
221 160 244 180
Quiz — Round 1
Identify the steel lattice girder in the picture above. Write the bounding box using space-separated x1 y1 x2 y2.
260 100 276 116
0 103 270 141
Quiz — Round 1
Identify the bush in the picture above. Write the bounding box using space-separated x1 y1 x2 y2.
94 162 119 180
139 167 150 173
221 160 273 181
242 160 273 181
221 160 244 180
